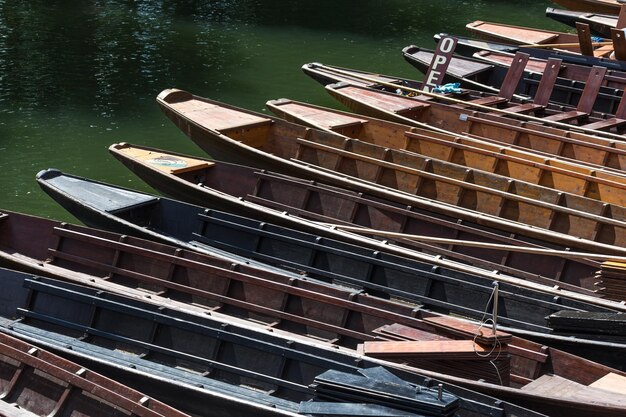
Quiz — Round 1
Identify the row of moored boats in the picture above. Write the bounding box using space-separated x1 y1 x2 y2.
3 1 626 416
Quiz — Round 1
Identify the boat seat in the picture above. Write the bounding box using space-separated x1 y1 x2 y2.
521 374 626 406
504 102 544 114
467 52 529 108
543 65 607 123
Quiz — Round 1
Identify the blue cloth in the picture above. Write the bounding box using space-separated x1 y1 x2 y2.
591 36 604 43
433 82 462 94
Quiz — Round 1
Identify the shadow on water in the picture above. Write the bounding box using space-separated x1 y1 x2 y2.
0 0 558 221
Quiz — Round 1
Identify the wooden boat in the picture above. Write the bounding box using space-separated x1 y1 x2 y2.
0 267 546 417
437 32 626 71
471 48 626 90
550 0 624 14
309 78 626 176
152 90 626 249
267 97 626 208
401 46 626 119
466 20 613 57
0 214 624 417
33 173 626 337
546 7 622 38
0 329 191 417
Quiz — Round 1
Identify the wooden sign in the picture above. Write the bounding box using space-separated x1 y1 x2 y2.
422 36 458 92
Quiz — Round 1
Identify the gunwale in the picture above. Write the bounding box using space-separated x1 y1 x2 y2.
0 211 623 417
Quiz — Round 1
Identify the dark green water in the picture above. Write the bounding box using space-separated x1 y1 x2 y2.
0 0 563 222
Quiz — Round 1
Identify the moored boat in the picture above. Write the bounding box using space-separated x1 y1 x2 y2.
0 267 546 417
466 20 613 56
401 46 626 124
1 212 624 417
550 0 624 14
546 7 621 38
266 97 626 206
0 329 192 417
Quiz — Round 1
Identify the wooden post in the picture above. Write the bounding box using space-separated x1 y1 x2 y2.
611 28 626 61
617 4 626 29
576 22 595 56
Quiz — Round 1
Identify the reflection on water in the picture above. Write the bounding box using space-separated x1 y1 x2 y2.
0 0 558 221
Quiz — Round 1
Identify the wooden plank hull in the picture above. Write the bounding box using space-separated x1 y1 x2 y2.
439 33 626 72
0 212 623 417
466 20 613 56
154 89 626 253
0 267 548 417
267 98 626 208
33 173 626 359
319 81 626 176
546 7 618 38
401 47 624 118
551 0 622 14
0 329 191 417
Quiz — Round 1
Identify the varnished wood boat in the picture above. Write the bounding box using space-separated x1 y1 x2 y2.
466 20 613 57
401 46 626 120
313 79 626 176
546 7 621 38
0 329 191 417
0 267 546 417
149 90 626 251
1 213 624 417
551 0 624 14
267 97 626 208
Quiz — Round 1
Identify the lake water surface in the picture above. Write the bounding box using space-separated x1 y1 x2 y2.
0 0 563 221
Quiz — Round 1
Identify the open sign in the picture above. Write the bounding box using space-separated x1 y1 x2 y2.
423 36 458 92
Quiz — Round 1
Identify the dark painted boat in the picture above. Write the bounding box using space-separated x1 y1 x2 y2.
0 267 547 417
465 20 613 56
401 45 626 118
267 97 626 208
152 90 626 251
546 7 620 38
1 212 624 416
551 0 623 14
471 48 626 90
0 329 191 417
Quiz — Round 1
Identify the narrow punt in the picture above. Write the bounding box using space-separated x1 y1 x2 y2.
303 63 626 172
466 20 613 57
401 47 626 130
30 177 626 367
309 59 626 129
0 267 544 417
550 0 623 14
0 331 192 417
471 48 626 91
316 80 626 174
267 97 626 207
0 212 624 417
153 90 626 250
546 7 621 38
435 32 626 72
